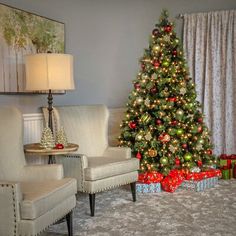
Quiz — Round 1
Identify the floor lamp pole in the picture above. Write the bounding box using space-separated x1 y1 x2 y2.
47 89 54 164
48 89 53 133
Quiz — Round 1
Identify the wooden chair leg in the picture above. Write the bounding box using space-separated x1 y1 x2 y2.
89 193 95 216
66 211 73 236
130 182 136 202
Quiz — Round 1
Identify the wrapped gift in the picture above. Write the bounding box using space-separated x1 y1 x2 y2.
161 169 185 193
185 169 221 181
220 154 236 178
136 182 161 193
220 154 236 167
221 166 230 180
180 177 219 192
137 171 163 193
138 171 163 184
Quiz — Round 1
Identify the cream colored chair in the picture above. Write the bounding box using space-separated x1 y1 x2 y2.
43 105 139 216
0 107 77 236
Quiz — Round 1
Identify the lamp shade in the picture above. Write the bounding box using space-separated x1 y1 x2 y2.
25 53 75 91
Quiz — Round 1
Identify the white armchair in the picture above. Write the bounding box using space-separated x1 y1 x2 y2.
43 105 139 216
0 107 77 236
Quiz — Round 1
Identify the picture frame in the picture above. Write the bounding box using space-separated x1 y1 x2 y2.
0 3 65 94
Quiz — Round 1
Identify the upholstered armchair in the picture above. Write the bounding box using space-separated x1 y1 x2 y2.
43 105 139 216
0 107 77 236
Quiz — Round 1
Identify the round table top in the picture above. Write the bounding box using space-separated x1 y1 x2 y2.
24 143 79 155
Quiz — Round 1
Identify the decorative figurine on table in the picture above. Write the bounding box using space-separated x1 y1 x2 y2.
40 125 55 149
55 126 68 149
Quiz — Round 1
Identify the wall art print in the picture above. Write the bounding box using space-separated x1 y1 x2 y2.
0 3 65 94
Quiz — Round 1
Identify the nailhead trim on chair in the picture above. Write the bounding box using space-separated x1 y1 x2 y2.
1 184 75 236
82 181 136 194
65 155 85 191
1 184 17 236
63 155 137 194
33 208 75 236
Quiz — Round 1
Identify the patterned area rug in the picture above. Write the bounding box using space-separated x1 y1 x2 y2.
42 179 236 236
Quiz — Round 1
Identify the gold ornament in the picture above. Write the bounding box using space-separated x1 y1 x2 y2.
151 73 157 80
196 143 203 151
140 113 151 124
169 145 176 153
152 45 161 53
148 149 157 157
180 87 187 95
163 35 171 42
144 98 150 107
145 132 152 141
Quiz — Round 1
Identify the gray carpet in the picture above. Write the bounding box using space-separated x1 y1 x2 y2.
42 179 236 236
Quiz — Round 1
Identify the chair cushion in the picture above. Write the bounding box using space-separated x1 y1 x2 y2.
84 156 139 181
20 178 77 220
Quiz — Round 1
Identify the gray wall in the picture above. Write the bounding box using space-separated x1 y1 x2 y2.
0 0 236 113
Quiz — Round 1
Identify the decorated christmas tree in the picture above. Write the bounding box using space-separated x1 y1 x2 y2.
40 125 55 149
119 10 217 176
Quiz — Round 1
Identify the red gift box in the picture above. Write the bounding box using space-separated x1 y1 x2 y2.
220 154 236 160
161 170 185 193
138 171 163 184
185 169 221 181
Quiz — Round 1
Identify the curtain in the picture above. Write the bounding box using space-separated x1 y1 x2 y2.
183 10 236 155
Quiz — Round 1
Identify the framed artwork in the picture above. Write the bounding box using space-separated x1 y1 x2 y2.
0 3 65 94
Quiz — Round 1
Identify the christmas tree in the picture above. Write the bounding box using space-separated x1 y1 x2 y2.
40 125 55 149
119 10 217 176
56 126 68 148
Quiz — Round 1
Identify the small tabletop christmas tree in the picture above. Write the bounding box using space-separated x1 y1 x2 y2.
119 10 216 176
55 126 68 148
40 125 55 149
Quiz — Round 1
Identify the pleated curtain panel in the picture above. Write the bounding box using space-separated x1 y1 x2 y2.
183 10 236 155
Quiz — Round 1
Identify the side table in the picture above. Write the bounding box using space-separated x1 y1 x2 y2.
24 143 79 164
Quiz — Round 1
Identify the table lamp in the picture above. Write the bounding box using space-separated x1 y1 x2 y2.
25 53 74 133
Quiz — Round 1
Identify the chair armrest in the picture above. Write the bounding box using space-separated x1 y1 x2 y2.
103 147 131 159
22 164 64 181
63 154 88 169
0 181 22 235
57 154 88 192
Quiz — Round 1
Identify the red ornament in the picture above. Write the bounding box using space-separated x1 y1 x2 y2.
175 158 180 166
164 25 172 33
198 117 203 123
156 119 162 125
197 160 203 167
141 63 145 70
134 83 141 90
153 59 160 68
197 126 203 133
136 152 142 159
172 50 177 56
182 143 188 149
207 149 213 155
171 120 178 126
168 97 177 102
56 143 64 149
159 133 170 143
129 121 136 129
152 28 159 37
150 87 157 94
